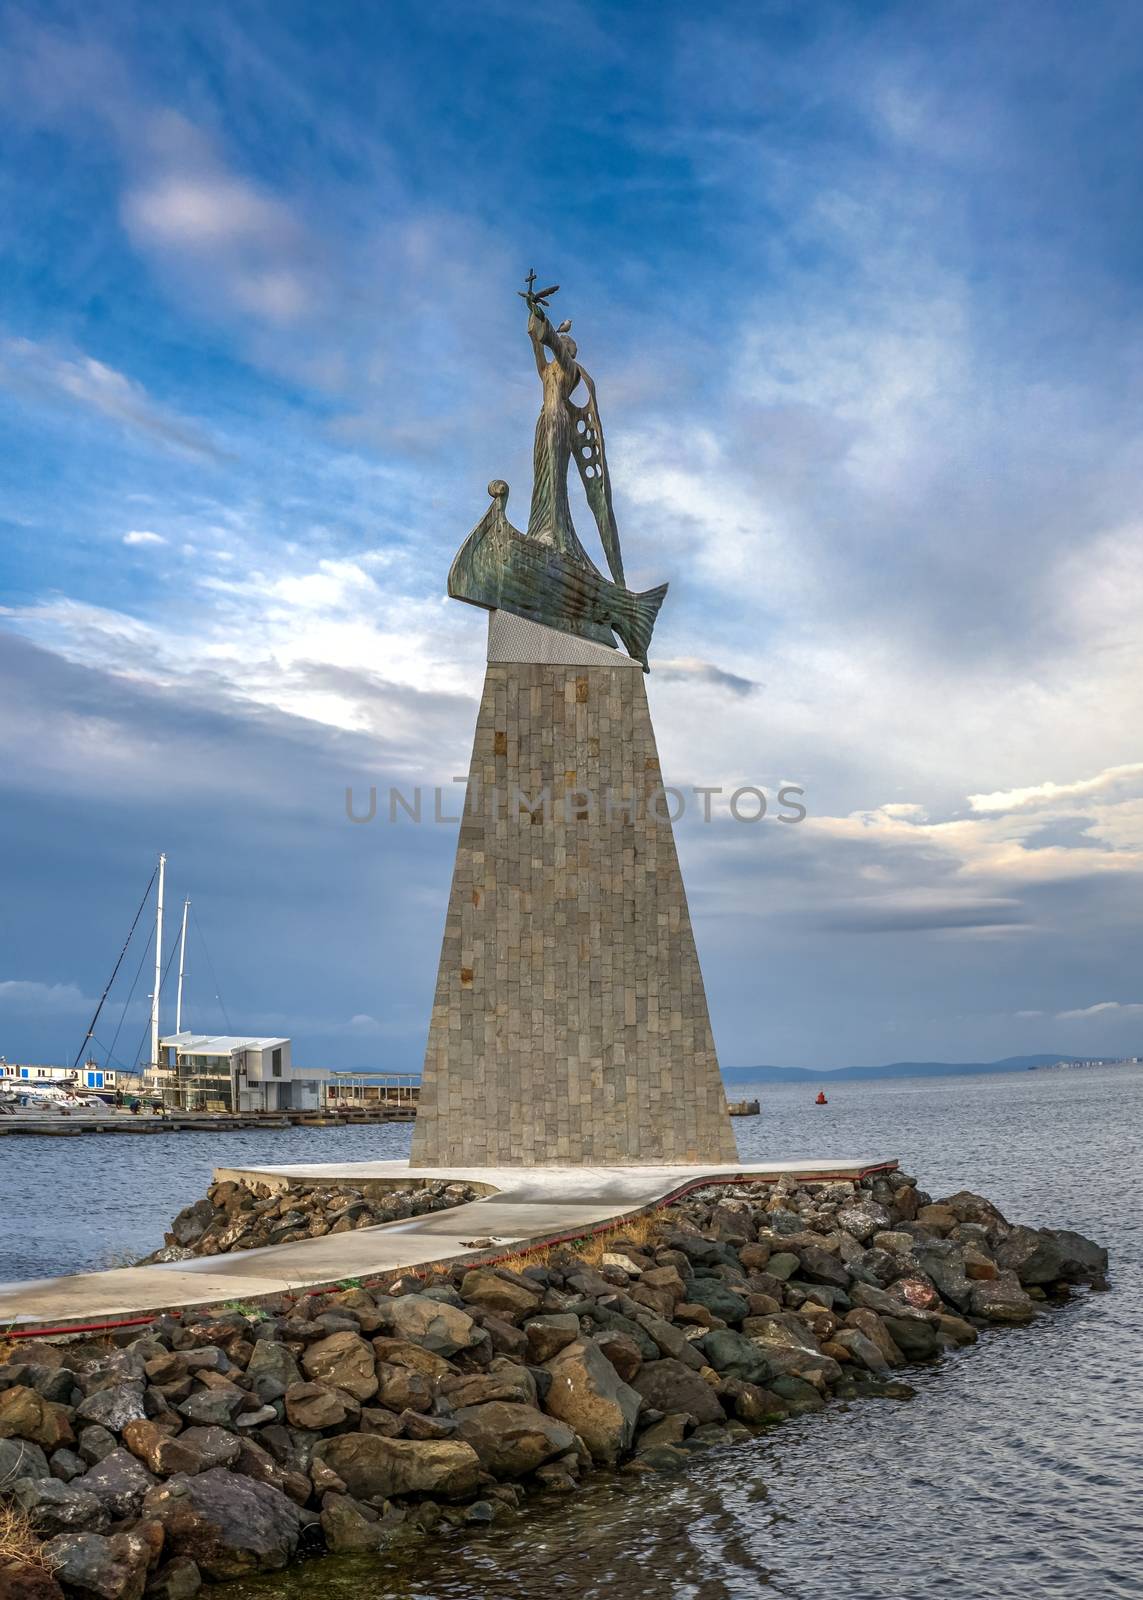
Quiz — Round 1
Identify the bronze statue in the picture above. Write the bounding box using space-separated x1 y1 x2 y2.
448 273 667 669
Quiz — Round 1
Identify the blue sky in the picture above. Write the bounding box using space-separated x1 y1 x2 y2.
2 0 1142 1073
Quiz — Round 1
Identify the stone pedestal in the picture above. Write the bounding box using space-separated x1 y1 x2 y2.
411 613 737 1166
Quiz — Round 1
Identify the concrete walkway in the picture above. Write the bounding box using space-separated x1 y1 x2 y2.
0 1157 895 1334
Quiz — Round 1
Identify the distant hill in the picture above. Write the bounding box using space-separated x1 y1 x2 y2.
721 1055 1074 1085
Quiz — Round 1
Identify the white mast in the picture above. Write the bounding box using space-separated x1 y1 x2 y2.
150 852 166 1070
175 898 190 1035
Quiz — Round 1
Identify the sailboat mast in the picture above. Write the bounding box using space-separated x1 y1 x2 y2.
150 852 166 1070
175 898 190 1035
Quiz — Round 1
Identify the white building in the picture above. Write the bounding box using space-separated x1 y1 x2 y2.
151 1033 326 1112
0 1060 128 1096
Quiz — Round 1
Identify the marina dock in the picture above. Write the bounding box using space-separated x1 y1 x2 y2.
0 1103 419 1136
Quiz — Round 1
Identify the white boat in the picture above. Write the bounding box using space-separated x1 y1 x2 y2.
0 1082 135 1117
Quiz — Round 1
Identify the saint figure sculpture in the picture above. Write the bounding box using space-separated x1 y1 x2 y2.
448 272 667 669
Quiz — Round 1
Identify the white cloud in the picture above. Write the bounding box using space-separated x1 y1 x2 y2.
123 175 295 247
1056 1000 1143 1020
0 336 220 459
123 530 166 547
968 763 1143 813
119 118 314 327
0 979 89 1015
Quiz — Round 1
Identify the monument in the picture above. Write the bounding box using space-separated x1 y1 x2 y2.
410 275 737 1167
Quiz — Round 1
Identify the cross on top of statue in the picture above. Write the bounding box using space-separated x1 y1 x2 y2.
518 267 560 309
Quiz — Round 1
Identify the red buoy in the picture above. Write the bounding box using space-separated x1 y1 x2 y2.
815 1090 828 1105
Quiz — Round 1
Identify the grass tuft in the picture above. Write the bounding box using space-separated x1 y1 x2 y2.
0 1500 49 1570
497 1209 666 1273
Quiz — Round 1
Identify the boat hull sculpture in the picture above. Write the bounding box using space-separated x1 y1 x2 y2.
448 481 667 669
447 272 668 670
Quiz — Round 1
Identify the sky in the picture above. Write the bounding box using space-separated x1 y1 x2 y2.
1 0 1142 1074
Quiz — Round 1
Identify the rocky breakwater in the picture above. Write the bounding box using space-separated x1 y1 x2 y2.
0 1169 1108 1600
143 1180 482 1263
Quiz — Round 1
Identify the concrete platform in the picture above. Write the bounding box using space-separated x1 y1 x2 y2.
0 1157 896 1334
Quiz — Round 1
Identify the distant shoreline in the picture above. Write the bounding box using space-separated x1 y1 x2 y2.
720 1055 1142 1086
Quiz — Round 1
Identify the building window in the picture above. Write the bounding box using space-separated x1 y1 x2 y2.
272 1048 282 1078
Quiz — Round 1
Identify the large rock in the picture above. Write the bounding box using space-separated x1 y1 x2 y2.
848 1247 901 1288
231 1438 311 1508
694 1330 772 1386
121 1421 205 1479
751 1344 842 1388
543 1341 641 1463
375 1296 485 1357
11 1477 108 1537
969 1271 1036 1324
0 1561 67 1600
717 1378 789 1425
915 1203 958 1235
994 1226 1108 1287
744 1311 823 1352
630 1359 724 1426
851 1282 937 1320
283 1382 358 1431
318 1493 400 1554
620 1307 705 1370
843 1310 905 1366
0 1389 73 1450
374 1365 432 1415
142 1469 301 1581
832 1329 889 1372
795 1247 851 1289
170 1199 214 1247
369 1338 458 1382
78 1449 157 1521
909 1241 972 1312
0 1439 50 1483
458 1268 544 1321
1040 1228 1108 1284
738 1241 772 1272
39 1525 161 1600
936 1191 1011 1233
74 1386 147 1435
891 1277 944 1313
452 1401 575 1477
175 1392 240 1429
765 1252 800 1282
142 1557 201 1600
245 1342 301 1392
523 1315 580 1364
311 1433 480 1500
592 1331 643 1382
299 1333 377 1403
681 1279 749 1324
882 1316 939 1359
836 1202 892 1243
174 1429 239 1471
437 1366 535 1410
49 1448 87 1483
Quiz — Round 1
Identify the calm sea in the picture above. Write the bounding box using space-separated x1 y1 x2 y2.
2 1066 1140 1598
